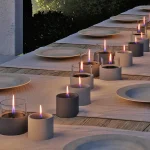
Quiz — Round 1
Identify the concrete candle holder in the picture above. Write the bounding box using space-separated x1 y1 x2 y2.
100 64 122 80
94 51 110 64
56 93 79 118
82 61 100 77
70 73 94 89
0 99 28 135
137 38 149 52
69 84 91 106
115 51 133 67
128 42 144 57
28 113 54 141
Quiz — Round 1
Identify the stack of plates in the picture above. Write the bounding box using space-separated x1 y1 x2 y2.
0 74 30 90
78 28 120 37
110 15 143 22
35 47 86 59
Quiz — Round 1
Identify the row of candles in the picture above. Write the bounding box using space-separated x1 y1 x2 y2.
0 14 149 142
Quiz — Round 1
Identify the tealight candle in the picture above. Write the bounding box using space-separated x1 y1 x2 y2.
0 95 28 135
56 86 79 118
94 39 112 64
137 32 149 52
28 105 54 141
128 36 144 57
115 45 133 67
71 62 94 89
70 77 91 106
100 53 122 80
82 49 100 77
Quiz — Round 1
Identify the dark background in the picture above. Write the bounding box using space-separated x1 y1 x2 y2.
24 0 150 54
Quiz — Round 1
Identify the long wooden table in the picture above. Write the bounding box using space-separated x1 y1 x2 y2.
1 65 150 133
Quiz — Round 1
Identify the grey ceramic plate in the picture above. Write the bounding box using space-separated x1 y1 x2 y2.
138 6 150 11
78 28 120 37
110 15 143 22
63 134 150 150
0 74 31 90
116 83 150 103
35 47 86 59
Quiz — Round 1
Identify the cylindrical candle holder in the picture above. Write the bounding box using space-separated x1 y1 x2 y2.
94 51 110 64
137 38 149 52
56 93 79 118
69 84 91 106
28 113 54 141
70 73 94 89
82 61 99 77
128 42 144 57
0 99 28 135
115 51 133 67
100 64 122 80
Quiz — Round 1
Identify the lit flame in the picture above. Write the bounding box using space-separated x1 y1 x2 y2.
104 39 106 52
79 77 81 88
137 24 141 33
135 36 137 43
80 61 84 72
143 16 146 25
40 105 42 118
66 86 69 97
109 53 112 64
123 45 126 52
141 32 143 39
12 95 15 114
88 49 91 62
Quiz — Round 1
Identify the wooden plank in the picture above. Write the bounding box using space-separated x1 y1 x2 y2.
54 116 150 132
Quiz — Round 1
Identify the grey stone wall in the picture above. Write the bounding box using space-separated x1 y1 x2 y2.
0 0 23 55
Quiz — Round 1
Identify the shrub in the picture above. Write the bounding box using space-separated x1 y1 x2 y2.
24 0 150 53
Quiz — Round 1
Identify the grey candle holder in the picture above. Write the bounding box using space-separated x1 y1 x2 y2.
82 61 100 77
56 93 79 118
69 84 91 106
100 64 122 80
115 51 133 67
94 51 110 64
70 73 94 89
28 113 54 141
128 42 144 57
0 99 28 135
138 38 149 52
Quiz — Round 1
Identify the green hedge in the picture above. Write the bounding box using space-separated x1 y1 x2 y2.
24 0 150 53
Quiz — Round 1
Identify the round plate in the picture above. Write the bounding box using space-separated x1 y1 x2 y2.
116 83 150 103
110 15 143 22
78 28 120 37
63 134 150 150
138 6 150 11
0 74 31 90
35 47 86 59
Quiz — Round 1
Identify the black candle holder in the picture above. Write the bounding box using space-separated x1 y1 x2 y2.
56 93 79 118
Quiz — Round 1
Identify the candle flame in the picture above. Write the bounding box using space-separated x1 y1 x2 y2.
109 53 112 64
80 61 84 72
141 32 143 39
104 39 106 52
88 49 91 62
79 77 81 88
12 95 15 114
143 16 146 25
40 105 42 118
135 36 137 43
123 45 126 52
66 86 69 97
137 24 141 33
